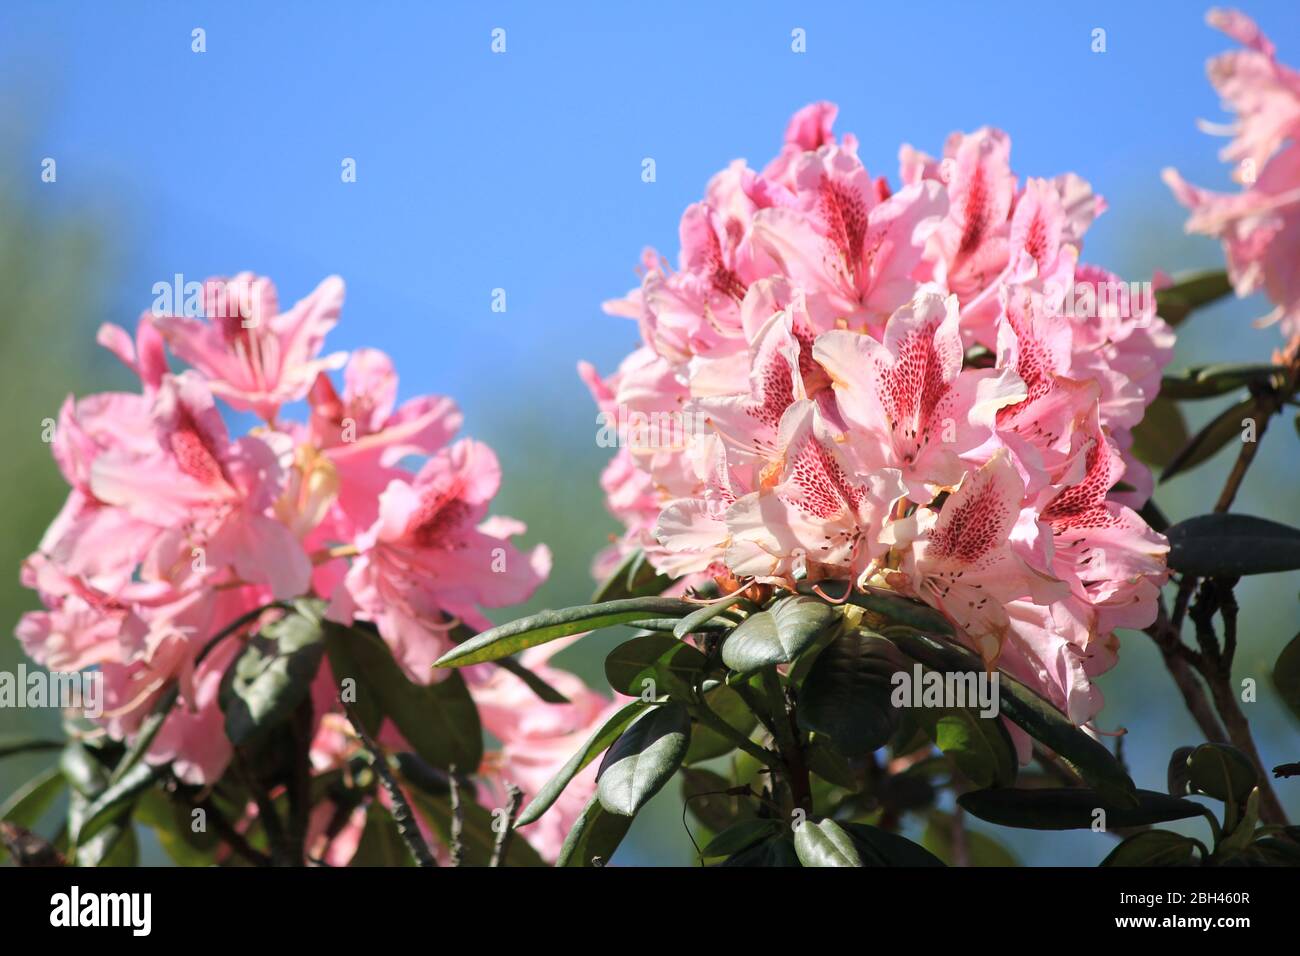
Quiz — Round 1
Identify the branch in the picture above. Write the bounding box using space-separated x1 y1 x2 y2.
489 784 524 868
340 698 437 867
448 764 465 867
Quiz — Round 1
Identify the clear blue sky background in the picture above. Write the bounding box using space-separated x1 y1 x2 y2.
2 1 1298 866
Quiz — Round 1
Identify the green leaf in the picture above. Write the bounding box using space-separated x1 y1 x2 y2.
794 818 864 867
701 819 782 859
555 793 633 867
1155 269 1233 327
0 768 65 865
604 632 710 698
1216 787 1261 859
673 592 746 639
1160 363 1284 400
1167 745 1196 796
516 700 647 826
596 702 691 816
684 684 756 764
135 788 221 867
0 737 63 761
1102 829 1202 866
885 628 1135 806
434 597 693 667
805 736 859 790
1160 397 1254 483
841 821 946 866
1186 743 1257 803
957 788 1205 830
717 836 801 867
922 811 1019 866
221 607 327 746
74 760 160 847
915 703 1018 790
326 623 482 771
721 595 839 676
350 804 416 867
798 628 901 756
1165 512 1300 576
681 767 754 832
592 548 673 603
1273 632 1300 723
403 780 545 867
1130 396 1190 469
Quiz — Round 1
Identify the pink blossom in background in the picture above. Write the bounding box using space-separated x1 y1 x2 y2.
583 102 1173 738
16 273 552 854
1164 8 1300 338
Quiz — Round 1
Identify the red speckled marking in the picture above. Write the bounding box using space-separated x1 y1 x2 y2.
929 473 1011 564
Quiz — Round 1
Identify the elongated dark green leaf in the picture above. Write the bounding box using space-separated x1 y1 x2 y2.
1160 363 1283 400
222 608 326 746
1160 397 1254 483
1130 396 1190 469
597 702 691 816
1187 743 1257 803
684 684 756 764
0 768 65 865
556 793 633 867
434 597 692 667
1101 829 1202 866
604 632 710 698
805 736 858 790
842 821 946 866
0 738 63 761
798 629 900 756
794 818 863 867
74 760 160 846
702 819 782 858
1274 632 1300 723
1155 269 1233 327
847 589 956 635
1166 512 1300 576
718 836 801 867
721 595 839 675
516 700 647 826
957 788 1204 830
885 628 1135 806
673 592 745 639
327 624 482 772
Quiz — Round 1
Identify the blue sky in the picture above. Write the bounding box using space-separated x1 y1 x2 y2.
4 0 1299 426
3 0 1299 866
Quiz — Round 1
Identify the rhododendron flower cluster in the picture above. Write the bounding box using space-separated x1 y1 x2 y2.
583 103 1174 743
1165 8 1300 338
14 273 616 861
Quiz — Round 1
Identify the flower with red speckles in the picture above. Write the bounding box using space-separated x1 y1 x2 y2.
582 103 1172 737
17 273 550 796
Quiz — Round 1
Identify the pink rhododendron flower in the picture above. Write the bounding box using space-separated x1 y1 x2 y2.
153 273 347 421
470 639 623 863
17 273 550 806
1164 9 1300 337
583 103 1172 741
